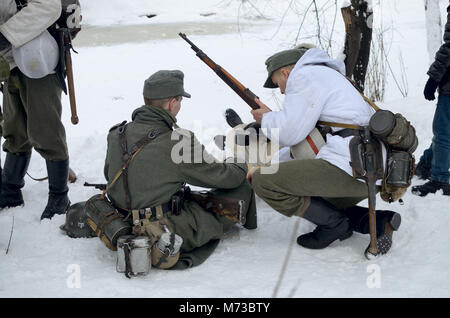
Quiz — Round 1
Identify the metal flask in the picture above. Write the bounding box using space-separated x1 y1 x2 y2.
151 232 184 269
369 110 396 139
116 235 151 277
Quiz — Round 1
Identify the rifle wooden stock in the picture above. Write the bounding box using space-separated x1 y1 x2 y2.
179 32 260 110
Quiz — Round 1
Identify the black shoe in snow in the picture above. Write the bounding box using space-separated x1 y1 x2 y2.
414 161 431 180
41 194 70 220
297 222 353 250
411 180 450 197
0 152 30 210
40 159 71 220
225 108 244 128
0 189 24 210
297 197 353 250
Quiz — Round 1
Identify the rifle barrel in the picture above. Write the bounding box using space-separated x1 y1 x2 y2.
179 33 260 110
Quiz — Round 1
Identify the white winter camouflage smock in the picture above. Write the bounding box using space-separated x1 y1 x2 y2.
262 48 381 177
0 0 61 69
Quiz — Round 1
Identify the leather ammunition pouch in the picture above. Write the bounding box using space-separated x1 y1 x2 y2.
348 129 384 181
128 206 181 270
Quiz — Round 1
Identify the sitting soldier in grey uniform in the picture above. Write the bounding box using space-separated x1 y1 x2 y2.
103 70 257 269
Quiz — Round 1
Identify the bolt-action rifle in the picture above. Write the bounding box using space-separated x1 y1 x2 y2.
179 32 260 110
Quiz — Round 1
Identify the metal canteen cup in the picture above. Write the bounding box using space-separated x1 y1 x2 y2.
117 235 151 276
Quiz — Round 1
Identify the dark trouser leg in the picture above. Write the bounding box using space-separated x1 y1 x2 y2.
0 152 31 209
41 159 70 220
430 95 450 183
2 69 33 156
415 144 433 180
251 159 368 218
1 72 32 210
412 95 450 196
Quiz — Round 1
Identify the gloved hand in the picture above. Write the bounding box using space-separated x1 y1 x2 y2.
0 33 11 51
424 77 439 101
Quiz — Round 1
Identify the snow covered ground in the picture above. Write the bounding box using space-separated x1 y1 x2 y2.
0 0 449 298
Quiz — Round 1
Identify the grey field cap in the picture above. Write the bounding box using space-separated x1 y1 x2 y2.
263 47 310 88
143 70 191 99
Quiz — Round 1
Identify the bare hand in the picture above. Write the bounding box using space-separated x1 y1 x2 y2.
251 98 272 124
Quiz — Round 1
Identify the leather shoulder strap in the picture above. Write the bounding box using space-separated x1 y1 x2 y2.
101 126 171 206
118 124 132 211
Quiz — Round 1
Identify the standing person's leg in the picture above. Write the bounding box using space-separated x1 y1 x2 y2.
21 72 70 219
431 95 450 183
415 144 433 180
0 69 32 209
412 94 450 196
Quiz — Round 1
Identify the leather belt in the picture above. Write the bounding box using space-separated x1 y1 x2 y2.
117 201 172 221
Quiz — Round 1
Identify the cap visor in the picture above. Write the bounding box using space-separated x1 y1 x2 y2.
263 76 278 89
182 91 191 98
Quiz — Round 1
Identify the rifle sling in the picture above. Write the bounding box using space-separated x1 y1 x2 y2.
119 124 132 211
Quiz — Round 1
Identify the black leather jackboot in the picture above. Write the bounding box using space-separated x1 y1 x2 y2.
0 152 31 210
41 159 71 220
297 197 353 249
